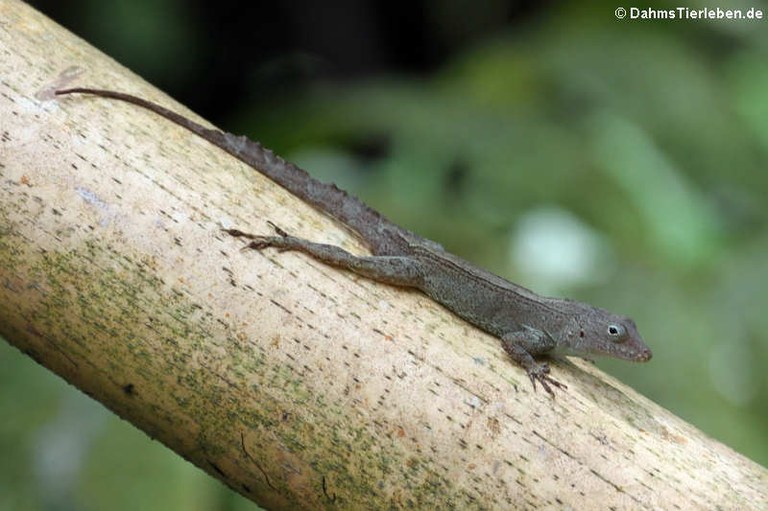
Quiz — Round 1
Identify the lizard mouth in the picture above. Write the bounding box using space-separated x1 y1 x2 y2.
634 348 653 362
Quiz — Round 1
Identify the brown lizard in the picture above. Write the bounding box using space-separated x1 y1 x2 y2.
55 87 652 396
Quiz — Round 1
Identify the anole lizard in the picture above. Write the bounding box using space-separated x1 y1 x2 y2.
55 87 652 396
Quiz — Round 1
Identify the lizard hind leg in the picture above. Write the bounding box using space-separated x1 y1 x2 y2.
224 223 424 288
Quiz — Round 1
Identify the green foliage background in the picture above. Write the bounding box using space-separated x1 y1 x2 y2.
3 1 767 509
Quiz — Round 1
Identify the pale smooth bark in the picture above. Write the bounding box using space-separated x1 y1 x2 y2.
1 1 766 509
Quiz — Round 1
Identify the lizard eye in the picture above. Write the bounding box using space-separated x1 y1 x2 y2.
607 324 627 341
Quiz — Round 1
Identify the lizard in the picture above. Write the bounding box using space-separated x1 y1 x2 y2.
54 87 653 396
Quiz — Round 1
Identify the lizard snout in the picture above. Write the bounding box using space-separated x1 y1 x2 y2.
635 347 653 362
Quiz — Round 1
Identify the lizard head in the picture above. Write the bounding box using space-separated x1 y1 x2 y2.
560 307 652 362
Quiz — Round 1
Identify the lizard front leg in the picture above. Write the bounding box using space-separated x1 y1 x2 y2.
502 327 567 397
225 224 424 287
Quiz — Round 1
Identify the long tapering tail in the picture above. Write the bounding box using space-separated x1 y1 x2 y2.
56 88 415 255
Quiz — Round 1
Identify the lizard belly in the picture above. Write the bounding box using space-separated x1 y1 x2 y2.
418 269 526 337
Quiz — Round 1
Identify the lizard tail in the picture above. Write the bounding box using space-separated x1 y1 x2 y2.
55 88 411 255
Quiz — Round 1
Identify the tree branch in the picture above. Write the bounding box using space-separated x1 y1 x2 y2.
1 1 766 509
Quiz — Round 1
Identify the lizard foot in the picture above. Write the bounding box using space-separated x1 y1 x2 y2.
223 226 291 251
224 220 289 238
527 363 567 398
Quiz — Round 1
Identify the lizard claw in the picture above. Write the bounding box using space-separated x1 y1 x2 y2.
223 220 288 239
222 228 250 238
527 363 567 398
222 228 288 251
265 220 289 237
223 218 294 251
